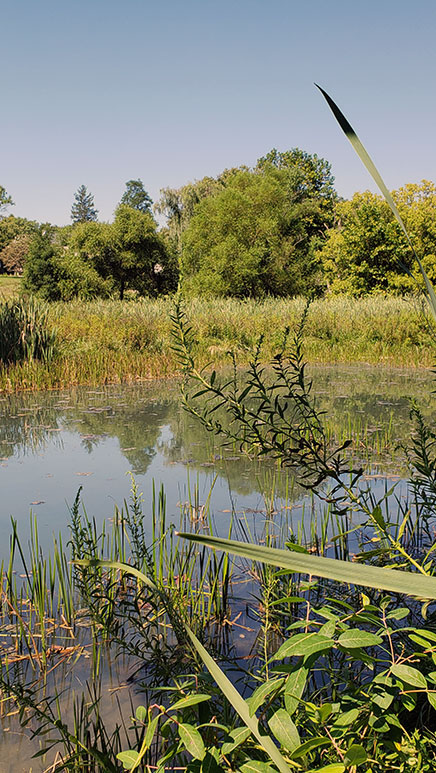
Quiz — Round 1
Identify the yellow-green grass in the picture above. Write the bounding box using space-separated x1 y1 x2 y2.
0 294 434 392
0 275 22 301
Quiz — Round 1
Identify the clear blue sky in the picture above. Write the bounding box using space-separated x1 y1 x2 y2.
2 0 436 225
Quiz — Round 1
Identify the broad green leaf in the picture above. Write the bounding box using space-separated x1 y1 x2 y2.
247 678 285 716
371 689 394 710
176 534 436 599
274 633 334 660
386 608 409 620
290 737 330 759
409 634 436 650
344 744 367 766
117 751 141 770
391 664 427 689
268 709 300 752
221 727 251 755
170 694 211 711
333 708 359 727
319 619 336 637
427 692 436 710
284 666 308 714
337 630 383 649
179 724 206 760
313 766 346 773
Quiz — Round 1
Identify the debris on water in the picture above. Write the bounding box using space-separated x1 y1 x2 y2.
30 500 45 505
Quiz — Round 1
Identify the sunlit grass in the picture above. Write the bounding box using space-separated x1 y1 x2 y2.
0 294 433 392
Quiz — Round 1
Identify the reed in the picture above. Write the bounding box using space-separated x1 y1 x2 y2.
0 294 433 393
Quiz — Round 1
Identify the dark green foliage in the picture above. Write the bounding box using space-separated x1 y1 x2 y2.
71 184 98 223
120 178 153 214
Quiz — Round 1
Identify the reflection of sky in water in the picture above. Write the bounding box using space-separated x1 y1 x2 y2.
0 367 434 559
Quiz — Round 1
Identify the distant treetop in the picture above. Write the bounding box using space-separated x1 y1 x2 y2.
71 185 98 223
0 186 14 218
120 179 153 214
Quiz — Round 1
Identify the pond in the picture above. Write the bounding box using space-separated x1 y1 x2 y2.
0 364 435 558
1 364 435 771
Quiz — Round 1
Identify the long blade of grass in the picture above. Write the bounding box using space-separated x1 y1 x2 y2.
176 533 436 599
316 84 436 321
74 559 293 773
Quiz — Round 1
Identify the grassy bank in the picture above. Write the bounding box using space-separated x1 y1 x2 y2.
0 294 434 392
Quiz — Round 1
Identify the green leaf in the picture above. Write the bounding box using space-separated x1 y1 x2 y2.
386 608 409 620
344 744 367 766
268 709 300 752
201 751 223 773
170 694 211 711
312 766 346 773
284 666 308 714
391 664 427 689
427 692 436 710
274 633 334 660
337 630 383 649
333 708 359 727
290 737 330 759
117 751 141 770
179 724 206 760
135 705 147 723
239 763 273 773
221 727 251 755
176 534 436 599
144 715 160 750
247 678 285 716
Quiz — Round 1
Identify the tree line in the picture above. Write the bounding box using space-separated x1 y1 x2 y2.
1 155 436 300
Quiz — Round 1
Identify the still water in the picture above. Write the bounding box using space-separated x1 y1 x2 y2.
0 364 435 558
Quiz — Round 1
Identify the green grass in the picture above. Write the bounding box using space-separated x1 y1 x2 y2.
0 294 434 392
0 275 22 301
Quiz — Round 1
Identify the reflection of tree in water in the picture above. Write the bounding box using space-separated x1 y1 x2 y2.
1 367 435 492
0 393 64 459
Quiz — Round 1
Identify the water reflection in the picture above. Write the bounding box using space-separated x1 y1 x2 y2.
0 365 434 558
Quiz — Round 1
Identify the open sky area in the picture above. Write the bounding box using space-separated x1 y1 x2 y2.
2 0 436 225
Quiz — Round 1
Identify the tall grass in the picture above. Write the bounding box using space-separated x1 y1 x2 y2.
0 297 56 365
0 294 433 392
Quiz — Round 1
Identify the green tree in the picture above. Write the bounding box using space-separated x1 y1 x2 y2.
0 215 39 254
317 182 436 296
71 185 98 223
69 205 177 299
181 153 337 298
120 179 152 214
0 186 14 217
24 226 110 301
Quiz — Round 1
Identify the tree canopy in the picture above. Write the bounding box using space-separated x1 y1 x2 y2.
120 179 153 214
180 150 337 297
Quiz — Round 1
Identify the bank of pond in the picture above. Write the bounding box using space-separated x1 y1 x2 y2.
0 294 434 395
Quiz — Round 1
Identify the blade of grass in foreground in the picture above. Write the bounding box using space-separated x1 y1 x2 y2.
74 559 293 773
177 534 436 599
316 84 436 322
